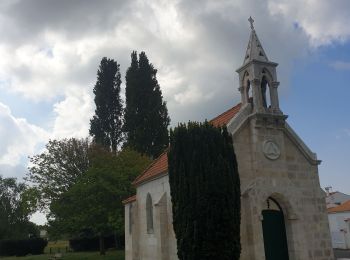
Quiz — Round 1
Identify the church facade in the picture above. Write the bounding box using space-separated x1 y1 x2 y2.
123 20 334 260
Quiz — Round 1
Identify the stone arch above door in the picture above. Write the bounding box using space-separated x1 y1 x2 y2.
242 177 298 220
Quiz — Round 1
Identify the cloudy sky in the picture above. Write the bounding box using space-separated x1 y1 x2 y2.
0 0 349 224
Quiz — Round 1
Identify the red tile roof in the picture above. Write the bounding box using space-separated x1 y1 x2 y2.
210 103 242 127
133 102 242 186
328 200 350 213
122 195 136 205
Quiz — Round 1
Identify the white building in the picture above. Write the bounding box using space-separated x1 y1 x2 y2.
328 199 350 249
326 189 350 209
123 19 334 260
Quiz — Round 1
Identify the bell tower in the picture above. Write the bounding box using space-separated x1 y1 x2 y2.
236 17 282 115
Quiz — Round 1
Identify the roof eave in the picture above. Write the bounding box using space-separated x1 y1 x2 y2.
122 195 137 205
236 60 278 73
133 171 168 187
328 210 350 214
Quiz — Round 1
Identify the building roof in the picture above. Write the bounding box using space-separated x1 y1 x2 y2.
328 200 350 213
132 102 242 187
122 195 136 205
210 103 242 127
327 191 350 197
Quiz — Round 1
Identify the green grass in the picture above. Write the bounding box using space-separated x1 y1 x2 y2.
0 250 124 260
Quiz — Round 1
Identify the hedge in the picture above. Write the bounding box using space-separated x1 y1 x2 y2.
69 235 117 252
0 238 48 256
168 122 241 260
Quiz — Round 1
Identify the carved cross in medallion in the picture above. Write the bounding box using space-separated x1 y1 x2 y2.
263 140 281 160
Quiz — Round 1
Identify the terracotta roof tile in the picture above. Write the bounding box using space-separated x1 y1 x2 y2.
122 195 136 204
133 103 242 186
328 200 350 213
210 103 242 127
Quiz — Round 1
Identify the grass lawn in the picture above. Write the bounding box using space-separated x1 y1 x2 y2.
0 250 124 260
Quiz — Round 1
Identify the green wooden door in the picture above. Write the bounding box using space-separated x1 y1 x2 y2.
262 209 289 260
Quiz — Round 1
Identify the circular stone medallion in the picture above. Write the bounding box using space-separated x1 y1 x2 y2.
262 140 280 160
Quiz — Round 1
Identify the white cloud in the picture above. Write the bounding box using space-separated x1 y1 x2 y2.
0 102 48 167
0 0 349 112
267 0 350 47
51 86 94 139
0 33 106 101
174 85 214 105
0 0 349 181
330 61 350 71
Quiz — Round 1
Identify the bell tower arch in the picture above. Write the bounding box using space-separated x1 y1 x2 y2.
237 17 282 115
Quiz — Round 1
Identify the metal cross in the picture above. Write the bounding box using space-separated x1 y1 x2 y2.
248 16 254 30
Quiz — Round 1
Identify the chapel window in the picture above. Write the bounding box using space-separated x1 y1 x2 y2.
146 193 154 233
129 204 133 234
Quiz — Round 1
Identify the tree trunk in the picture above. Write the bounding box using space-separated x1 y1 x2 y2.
114 232 119 250
99 233 106 255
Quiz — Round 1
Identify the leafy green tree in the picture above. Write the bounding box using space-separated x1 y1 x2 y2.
124 51 170 158
0 175 38 239
49 147 151 255
168 122 241 260
26 138 90 210
90 57 123 152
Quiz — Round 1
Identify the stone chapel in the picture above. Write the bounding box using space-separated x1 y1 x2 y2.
123 19 335 260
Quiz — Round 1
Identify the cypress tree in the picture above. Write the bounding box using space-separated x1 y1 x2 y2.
124 51 139 152
124 51 170 158
168 122 241 260
90 57 123 152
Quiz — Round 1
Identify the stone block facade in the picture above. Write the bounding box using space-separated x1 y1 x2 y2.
233 114 334 260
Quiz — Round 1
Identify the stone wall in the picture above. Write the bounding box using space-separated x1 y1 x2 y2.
232 115 334 260
328 212 350 249
125 113 334 260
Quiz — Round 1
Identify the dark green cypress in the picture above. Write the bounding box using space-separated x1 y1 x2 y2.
90 57 123 152
168 122 241 260
124 51 170 158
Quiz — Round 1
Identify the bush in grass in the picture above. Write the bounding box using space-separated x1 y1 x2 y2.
0 238 47 256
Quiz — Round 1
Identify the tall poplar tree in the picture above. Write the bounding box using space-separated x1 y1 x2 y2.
90 57 123 152
124 51 170 158
168 122 241 260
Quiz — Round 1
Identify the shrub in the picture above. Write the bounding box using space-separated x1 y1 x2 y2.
168 122 241 260
0 238 47 256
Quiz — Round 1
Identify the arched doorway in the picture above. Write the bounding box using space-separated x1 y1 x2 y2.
262 197 289 260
